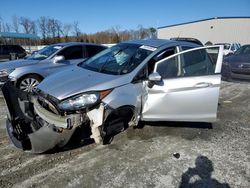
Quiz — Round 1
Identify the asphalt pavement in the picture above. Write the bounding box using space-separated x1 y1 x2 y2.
0 81 249 188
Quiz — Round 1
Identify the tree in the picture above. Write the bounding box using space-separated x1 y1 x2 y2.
149 27 157 38
20 17 33 33
30 21 37 34
0 16 3 32
62 24 72 37
73 21 81 38
38 17 48 43
5 23 11 32
12 15 20 33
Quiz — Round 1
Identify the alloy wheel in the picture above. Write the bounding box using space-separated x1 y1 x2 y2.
19 78 40 92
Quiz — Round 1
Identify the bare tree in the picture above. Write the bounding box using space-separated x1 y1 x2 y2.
30 21 37 34
20 17 33 33
38 16 48 41
0 16 3 32
55 20 62 38
73 21 81 37
63 24 72 36
12 15 20 33
137 25 149 39
5 23 11 32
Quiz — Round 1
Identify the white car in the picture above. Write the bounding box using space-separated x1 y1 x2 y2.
215 43 241 56
2 39 224 153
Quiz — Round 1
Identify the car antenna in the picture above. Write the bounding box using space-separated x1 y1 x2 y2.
177 31 182 40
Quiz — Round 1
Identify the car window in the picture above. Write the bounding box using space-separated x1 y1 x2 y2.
86 45 106 57
57 45 83 60
181 46 194 51
235 45 250 55
231 44 235 51
27 45 62 60
12 45 23 53
156 48 216 79
2 46 9 55
148 47 177 74
133 66 147 82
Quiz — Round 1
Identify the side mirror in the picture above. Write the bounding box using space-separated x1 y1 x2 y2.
149 72 162 82
148 72 162 88
53 55 65 63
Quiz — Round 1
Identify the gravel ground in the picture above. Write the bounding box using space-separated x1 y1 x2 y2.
0 81 249 188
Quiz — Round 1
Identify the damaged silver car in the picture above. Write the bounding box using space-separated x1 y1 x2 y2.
2 39 223 153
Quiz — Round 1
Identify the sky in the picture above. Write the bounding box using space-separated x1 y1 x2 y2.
0 0 249 34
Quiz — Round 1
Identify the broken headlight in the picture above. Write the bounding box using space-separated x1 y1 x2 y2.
58 90 112 111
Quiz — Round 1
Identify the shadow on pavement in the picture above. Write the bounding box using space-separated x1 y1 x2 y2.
45 123 94 154
179 155 230 188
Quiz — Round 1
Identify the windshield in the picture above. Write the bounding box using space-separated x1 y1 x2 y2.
27 45 63 60
79 43 153 75
235 45 250 55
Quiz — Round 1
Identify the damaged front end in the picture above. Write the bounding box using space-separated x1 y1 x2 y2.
1 82 89 153
2 82 135 153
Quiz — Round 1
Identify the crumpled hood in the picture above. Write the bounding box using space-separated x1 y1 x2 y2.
38 65 130 100
0 59 39 70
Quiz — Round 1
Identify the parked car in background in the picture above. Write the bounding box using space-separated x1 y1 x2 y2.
1 39 224 153
0 42 106 91
0 44 27 61
215 43 241 56
222 44 250 80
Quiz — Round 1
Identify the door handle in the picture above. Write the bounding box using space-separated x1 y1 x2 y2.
194 82 213 88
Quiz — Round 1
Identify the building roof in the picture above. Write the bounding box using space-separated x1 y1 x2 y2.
0 32 39 39
158 17 250 29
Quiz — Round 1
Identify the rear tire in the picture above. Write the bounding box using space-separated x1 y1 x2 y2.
17 74 43 92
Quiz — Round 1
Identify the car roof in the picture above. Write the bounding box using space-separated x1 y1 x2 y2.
170 37 203 46
123 39 200 48
50 42 105 47
123 39 178 48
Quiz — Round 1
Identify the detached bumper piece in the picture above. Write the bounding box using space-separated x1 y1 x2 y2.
1 82 76 153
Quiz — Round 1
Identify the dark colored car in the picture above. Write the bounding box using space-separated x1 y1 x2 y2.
222 44 250 80
0 45 27 61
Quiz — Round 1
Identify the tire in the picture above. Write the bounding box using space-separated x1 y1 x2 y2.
101 107 134 145
17 74 43 92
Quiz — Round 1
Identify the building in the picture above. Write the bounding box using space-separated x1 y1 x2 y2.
157 17 250 45
0 32 39 53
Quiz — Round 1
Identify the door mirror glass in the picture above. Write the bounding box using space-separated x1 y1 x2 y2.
149 72 162 82
53 55 65 63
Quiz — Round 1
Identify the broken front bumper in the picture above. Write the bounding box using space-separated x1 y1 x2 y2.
1 82 84 153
